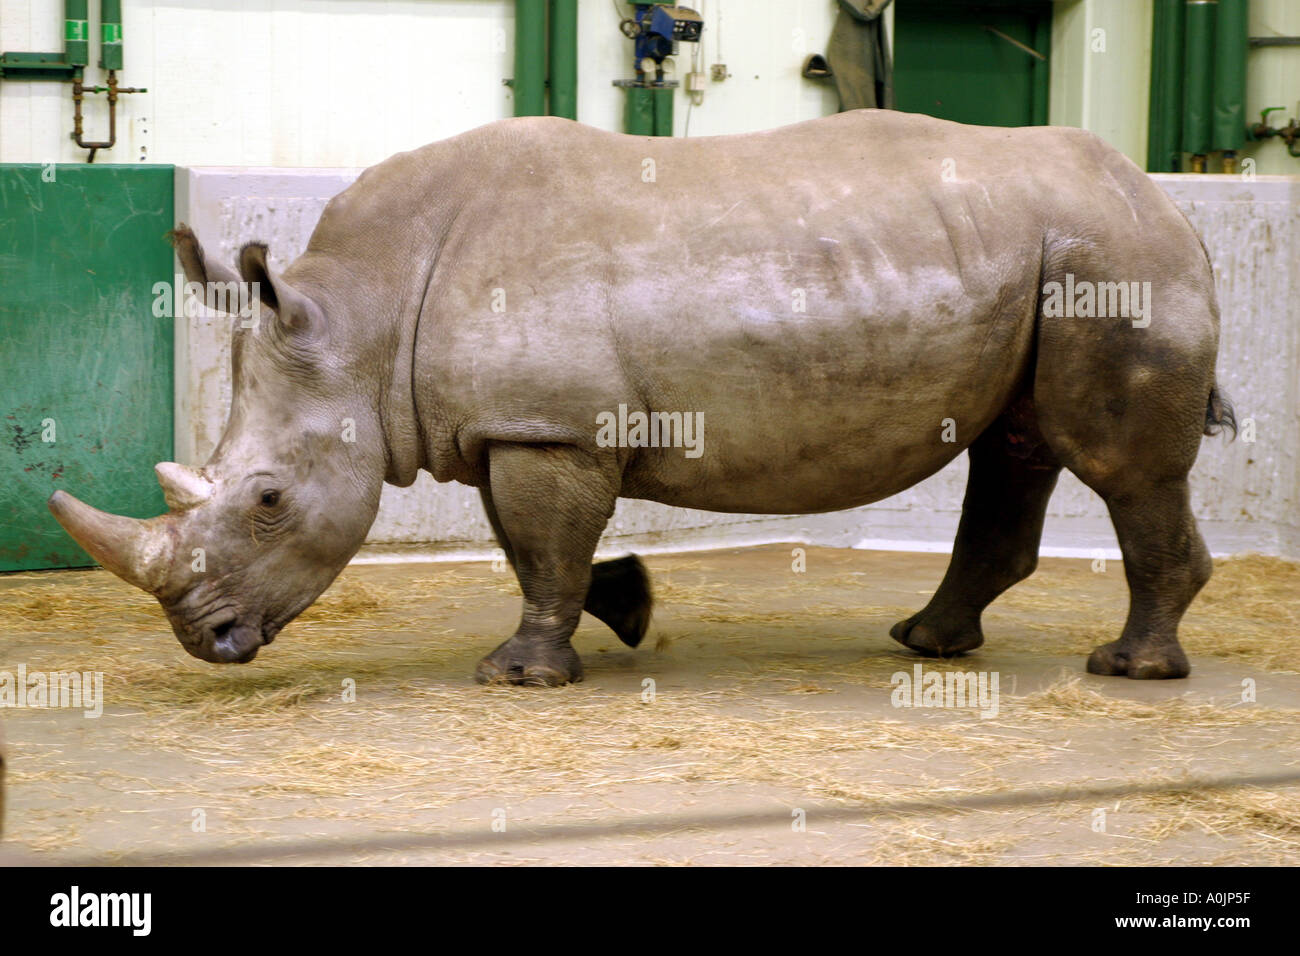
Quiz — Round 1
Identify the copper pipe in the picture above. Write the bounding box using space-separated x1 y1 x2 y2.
71 70 144 163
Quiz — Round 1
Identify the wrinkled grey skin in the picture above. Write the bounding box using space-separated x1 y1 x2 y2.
49 111 1230 682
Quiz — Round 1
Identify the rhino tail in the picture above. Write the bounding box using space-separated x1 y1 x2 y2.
1204 384 1237 439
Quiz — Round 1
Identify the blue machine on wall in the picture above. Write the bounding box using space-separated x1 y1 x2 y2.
615 4 704 135
619 4 704 83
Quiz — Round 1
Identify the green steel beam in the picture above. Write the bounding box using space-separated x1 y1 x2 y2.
0 51 78 80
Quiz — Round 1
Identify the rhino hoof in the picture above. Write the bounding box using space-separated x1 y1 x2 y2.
889 614 984 657
585 555 653 649
1086 641 1189 679
475 642 584 687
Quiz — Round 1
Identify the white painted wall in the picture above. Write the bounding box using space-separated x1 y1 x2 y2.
7 1 1299 172
2 0 513 165
1049 0 1153 167
0 0 844 165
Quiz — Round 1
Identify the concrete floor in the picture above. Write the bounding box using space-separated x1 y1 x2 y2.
1 544 1298 865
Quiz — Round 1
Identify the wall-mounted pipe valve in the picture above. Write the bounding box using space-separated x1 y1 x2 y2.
1247 106 1300 158
72 70 144 163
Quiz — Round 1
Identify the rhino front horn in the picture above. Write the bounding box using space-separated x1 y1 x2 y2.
47 490 174 594
154 462 214 511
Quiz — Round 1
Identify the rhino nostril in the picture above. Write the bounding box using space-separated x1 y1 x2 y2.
212 619 235 640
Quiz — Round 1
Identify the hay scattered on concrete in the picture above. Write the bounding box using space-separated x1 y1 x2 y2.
4 548 1298 862
3 552 1294 671
1182 554 1300 674
1134 785 1300 845
1006 676 1298 728
131 687 1059 807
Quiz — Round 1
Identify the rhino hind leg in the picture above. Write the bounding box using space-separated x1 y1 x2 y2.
1083 481 1209 679
1031 281 1217 679
479 491 652 650
891 398 1061 658
474 443 621 686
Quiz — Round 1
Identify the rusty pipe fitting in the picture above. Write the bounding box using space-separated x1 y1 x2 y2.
70 69 145 163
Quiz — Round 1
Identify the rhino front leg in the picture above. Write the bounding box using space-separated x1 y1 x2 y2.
479 490 652 649
892 406 1061 657
474 443 620 686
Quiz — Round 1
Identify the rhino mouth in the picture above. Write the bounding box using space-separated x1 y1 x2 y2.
170 605 277 664
207 619 266 664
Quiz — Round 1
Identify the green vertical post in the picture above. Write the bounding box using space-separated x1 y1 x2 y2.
625 87 655 135
548 0 577 119
1212 0 1247 151
514 0 547 116
1148 0 1186 171
100 0 123 70
1181 0 1216 156
65 0 89 68
652 87 674 136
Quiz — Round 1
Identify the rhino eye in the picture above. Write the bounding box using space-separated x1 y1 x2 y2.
260 490 281 507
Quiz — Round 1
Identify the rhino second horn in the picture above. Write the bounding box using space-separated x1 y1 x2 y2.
154 462 215 511
47 491 174 594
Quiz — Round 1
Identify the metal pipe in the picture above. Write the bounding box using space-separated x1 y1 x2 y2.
514 0 547 116
1211 0 1247 151
0 0 142 159
99 0 123 71
547 0 577 119
65 0 89 68
652 86 673 137
1246 107 1300 158
625 86 654 136
72 70 144 162
1147 0 1185 172
1180 0 1217 163
71 0 143 162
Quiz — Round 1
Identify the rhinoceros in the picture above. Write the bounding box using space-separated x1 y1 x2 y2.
48 111 1233 684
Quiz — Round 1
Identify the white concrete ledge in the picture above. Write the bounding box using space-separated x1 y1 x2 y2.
175 167 1300 559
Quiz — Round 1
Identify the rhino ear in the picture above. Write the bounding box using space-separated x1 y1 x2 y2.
238 241 322 335
167 224 246 311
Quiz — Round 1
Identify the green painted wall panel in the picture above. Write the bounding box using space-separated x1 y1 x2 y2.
0 164 174 572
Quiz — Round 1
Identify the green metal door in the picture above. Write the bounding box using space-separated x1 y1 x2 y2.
0 164 174 572
894 0 1052 128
